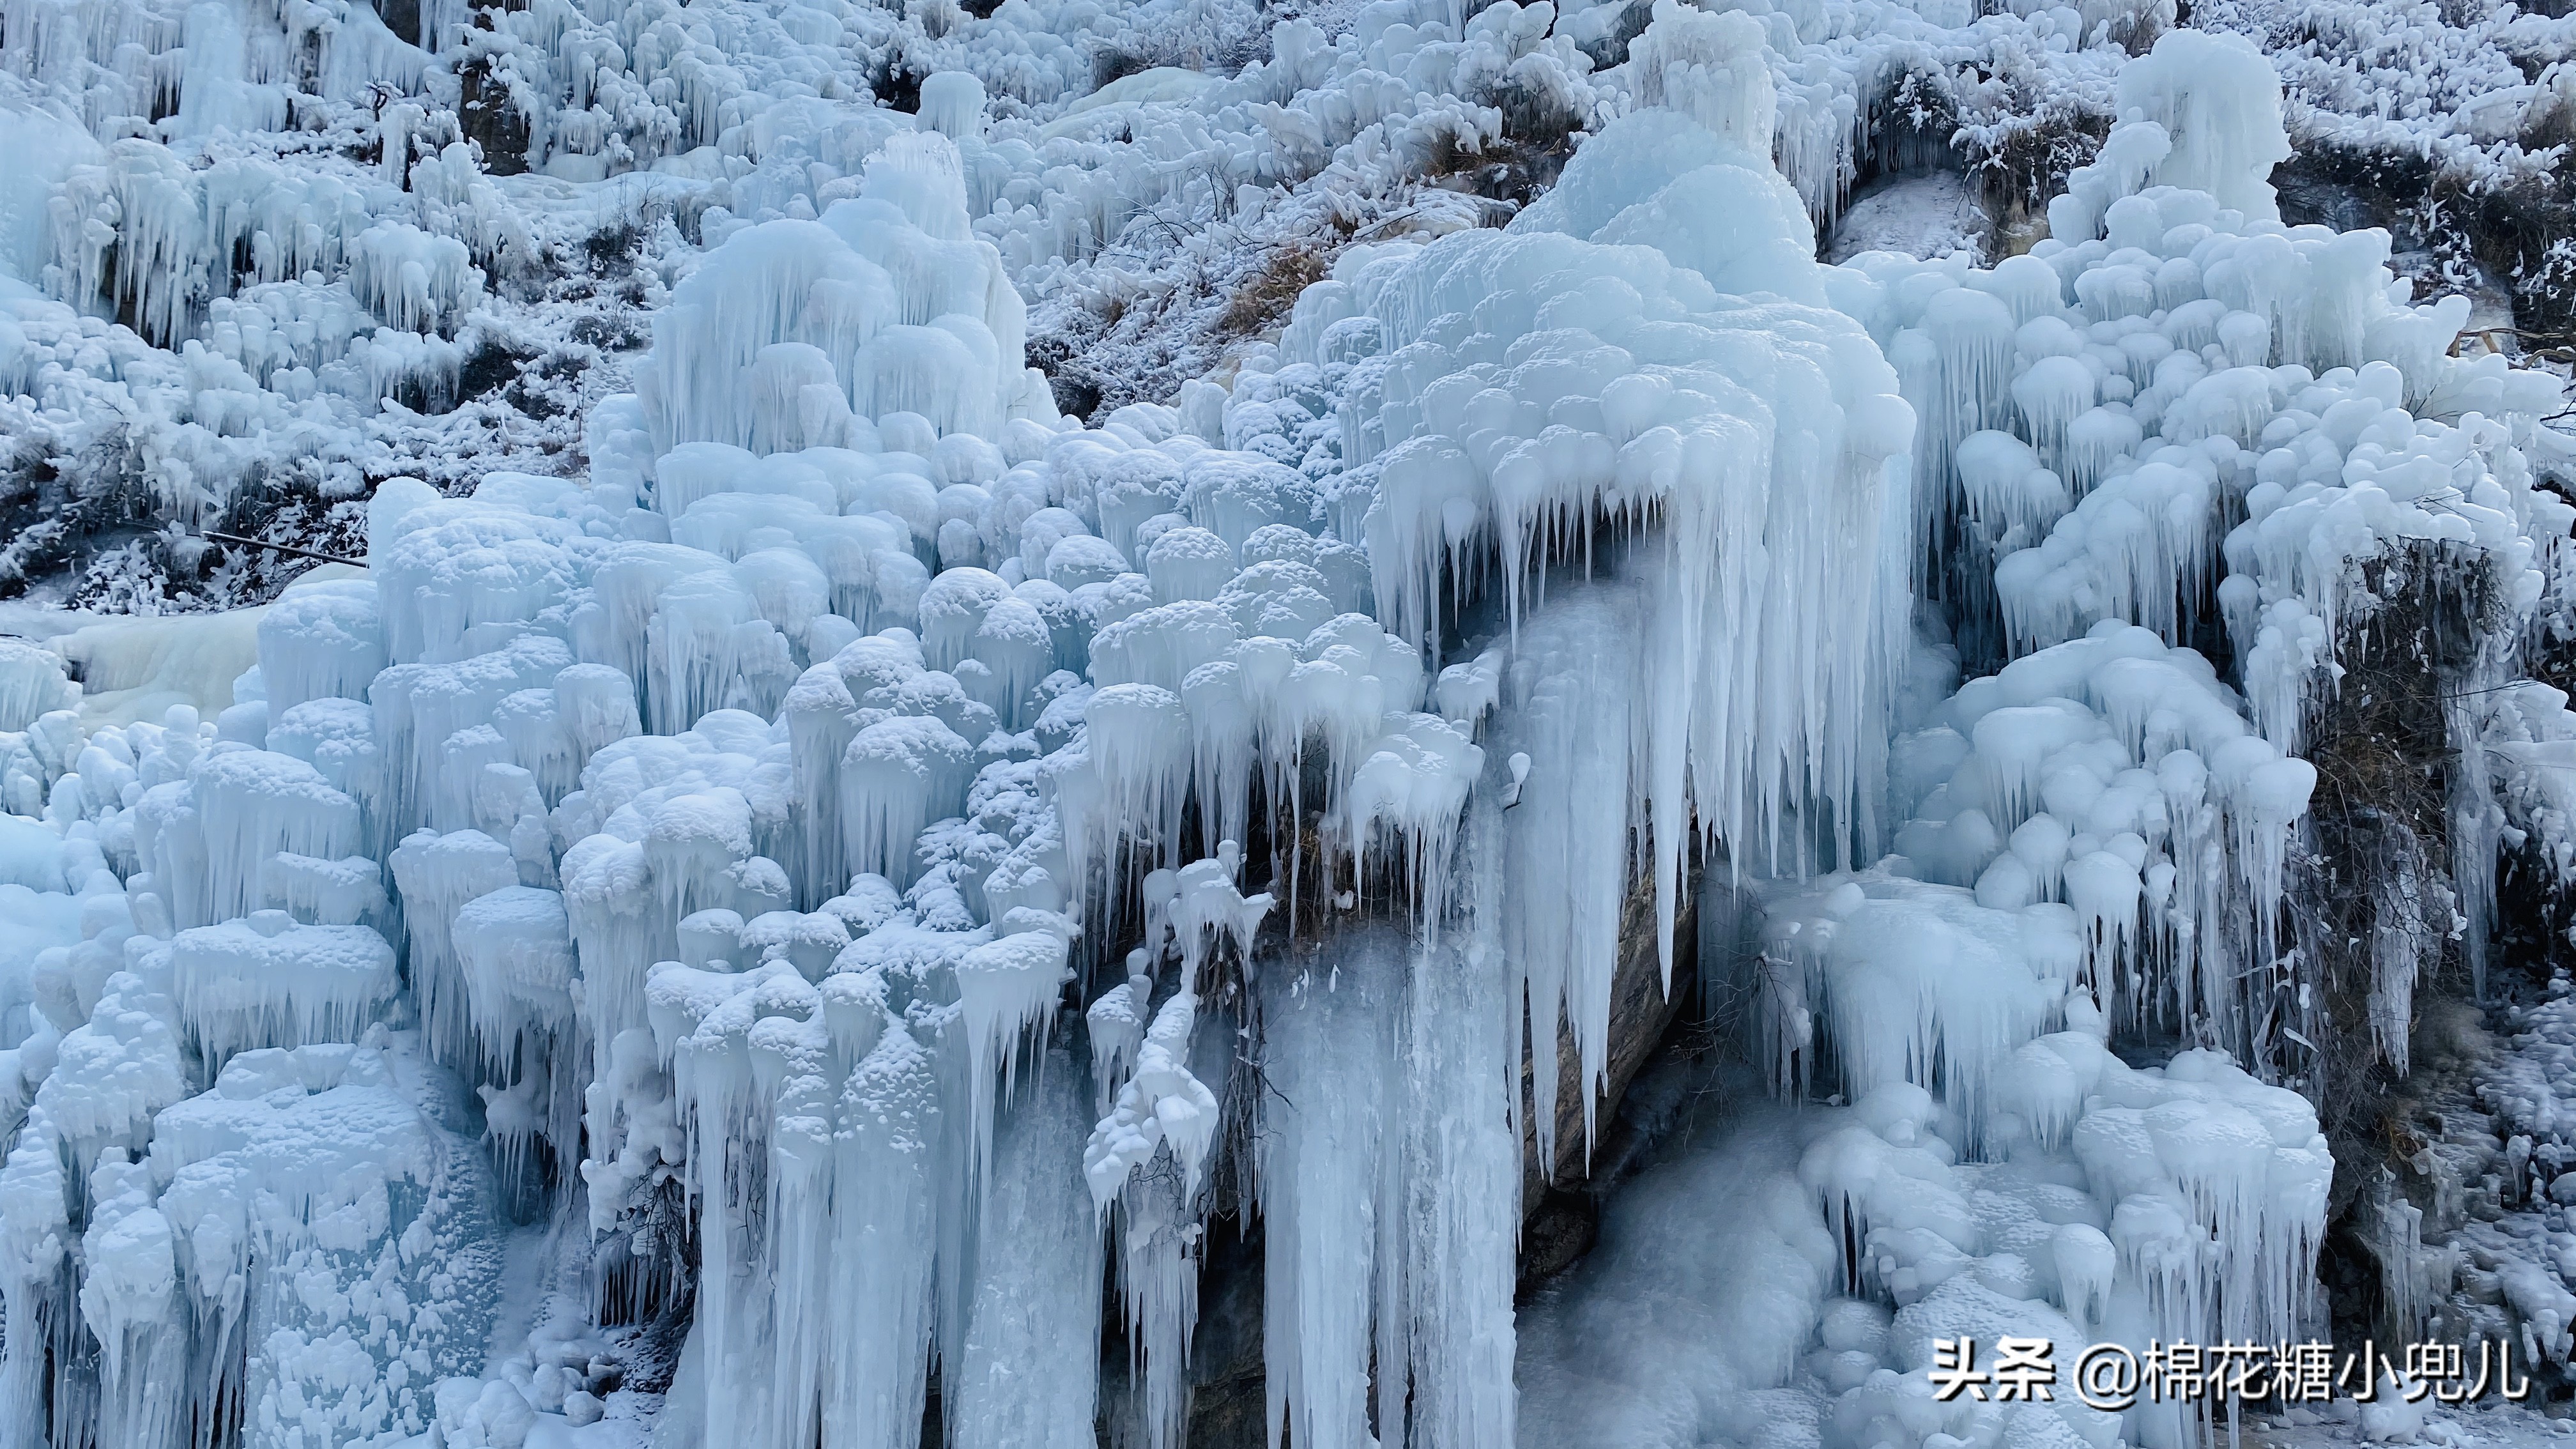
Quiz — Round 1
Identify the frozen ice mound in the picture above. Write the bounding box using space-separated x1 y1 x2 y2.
4 1002 500 1448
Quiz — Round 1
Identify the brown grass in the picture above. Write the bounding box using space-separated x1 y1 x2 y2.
1213 243 1334 341
2287 542 2500 1230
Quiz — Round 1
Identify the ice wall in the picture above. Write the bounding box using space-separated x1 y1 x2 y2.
1721 33 2572 1437
2 5 1923 1436
1816 26 2567 1094
6 1 2573 1446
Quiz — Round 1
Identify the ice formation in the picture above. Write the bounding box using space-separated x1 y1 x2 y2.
4 0 2576 1443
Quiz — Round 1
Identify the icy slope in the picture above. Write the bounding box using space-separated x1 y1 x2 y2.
0 0 2199 608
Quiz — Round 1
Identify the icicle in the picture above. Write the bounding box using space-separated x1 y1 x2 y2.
820 1018 942 1448
953 928 1070 1177
167 912 397 1071
1085 992 1217 1209
1260 944 1393 1449
948 1050 1101 1449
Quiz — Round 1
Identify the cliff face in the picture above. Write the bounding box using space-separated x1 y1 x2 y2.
1517 858 1705 1277
1144 858 1712 1448
2290 540 2576 1392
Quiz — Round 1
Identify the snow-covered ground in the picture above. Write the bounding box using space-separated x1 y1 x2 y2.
1825 169 1985 266
5 0 2576 1445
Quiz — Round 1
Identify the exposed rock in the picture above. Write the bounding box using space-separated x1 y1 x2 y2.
1519 854 1703 1231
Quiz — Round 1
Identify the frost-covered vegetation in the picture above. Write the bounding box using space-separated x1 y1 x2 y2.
4 0 2576 1445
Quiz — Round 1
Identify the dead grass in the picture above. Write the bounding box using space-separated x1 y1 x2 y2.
1213 241 1335 341
2287 542 2499 1227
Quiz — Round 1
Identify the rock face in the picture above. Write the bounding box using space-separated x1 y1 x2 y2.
1181 1220 1268 1449
1154 859 1708 1445
1519 859 1705 1284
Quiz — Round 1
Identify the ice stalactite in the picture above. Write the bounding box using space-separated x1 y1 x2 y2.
1258 943 1394 1449
948 1046 1103 1449
389 827 519 1069
167 913 398 1070
1878 626 2317 1055
453 884 583 1185
4 999 494 1449
634 132 1053 460
1488 586 1638 1168
0 645 83 737
1753 866 2330 1449
1259 868 1521 1449
1262 28 1913 1165
1393 920 1519 1449
1088 987 1223 1449
643 954 941 1449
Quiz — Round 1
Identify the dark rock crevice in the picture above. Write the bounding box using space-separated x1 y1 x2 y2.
2281 539 2576 1398
1515 852 1708 1286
